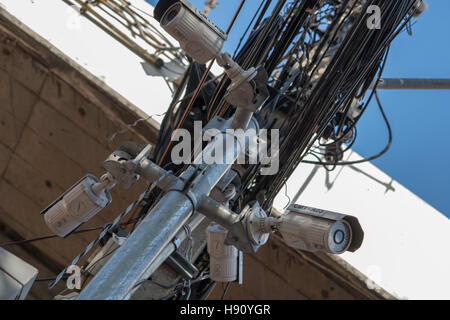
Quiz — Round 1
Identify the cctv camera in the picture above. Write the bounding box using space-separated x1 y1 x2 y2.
278 204 364 254
154 0 226 64
41 174 114 237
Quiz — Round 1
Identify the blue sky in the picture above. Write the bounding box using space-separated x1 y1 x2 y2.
148 0 450 217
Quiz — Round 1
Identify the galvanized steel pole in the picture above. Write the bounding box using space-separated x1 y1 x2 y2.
375 78 450 90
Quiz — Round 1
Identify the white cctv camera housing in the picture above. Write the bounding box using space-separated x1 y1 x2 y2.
206 223 240 282
280 204 364 254
41 174 113 237
154 0 227 64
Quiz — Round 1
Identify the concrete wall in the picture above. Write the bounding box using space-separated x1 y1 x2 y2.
0 8 158 299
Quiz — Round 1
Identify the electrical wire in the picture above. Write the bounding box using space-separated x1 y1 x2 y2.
107 111 167 142
248 0 418 208
232 0 268 58
199 281 217 300
82 246 120 275
35 246 120 285
35 276 69 282
157 59 215 166
0 219 140 248
221 282 230 300
302 90 392 166
131 273 211 300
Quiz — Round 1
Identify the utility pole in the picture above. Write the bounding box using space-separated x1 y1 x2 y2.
375 78 450 90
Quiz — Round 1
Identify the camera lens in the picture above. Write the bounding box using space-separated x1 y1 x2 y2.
162 4 181 26
328 220 351 254
333 230 345 244
154 0 179 22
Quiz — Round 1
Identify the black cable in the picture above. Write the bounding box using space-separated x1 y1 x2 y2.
254 0 417 207
182 286 192 300
221 282 230 300
0 219 140 248
302 90 392 166
305 151 337 172
82 247 119 275
199 281 217 300
34 245 119 286
35 276 68 282
232 0 268 58
317 31 393 148
133 273 211 299
132 278 178 290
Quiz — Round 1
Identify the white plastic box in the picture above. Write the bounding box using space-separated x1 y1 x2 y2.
0 247 38 300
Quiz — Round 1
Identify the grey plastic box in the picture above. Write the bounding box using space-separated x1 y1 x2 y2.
0 247 38 300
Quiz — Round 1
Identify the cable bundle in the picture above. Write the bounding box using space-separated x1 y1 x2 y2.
150 0 420 212
228 0 420 210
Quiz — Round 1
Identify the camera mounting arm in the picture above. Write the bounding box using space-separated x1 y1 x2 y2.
216 53 269 130
103 142 183 191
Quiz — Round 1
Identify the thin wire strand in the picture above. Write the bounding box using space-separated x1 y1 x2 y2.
302 90 392 166
0 221 137 248
221 282 230 300
108 111 167 142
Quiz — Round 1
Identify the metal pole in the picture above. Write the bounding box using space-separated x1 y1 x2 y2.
126 213 206 298
136 158 183 191
78 190 194 300
78 132 242 300
375 78 450 90
197 196 239 230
